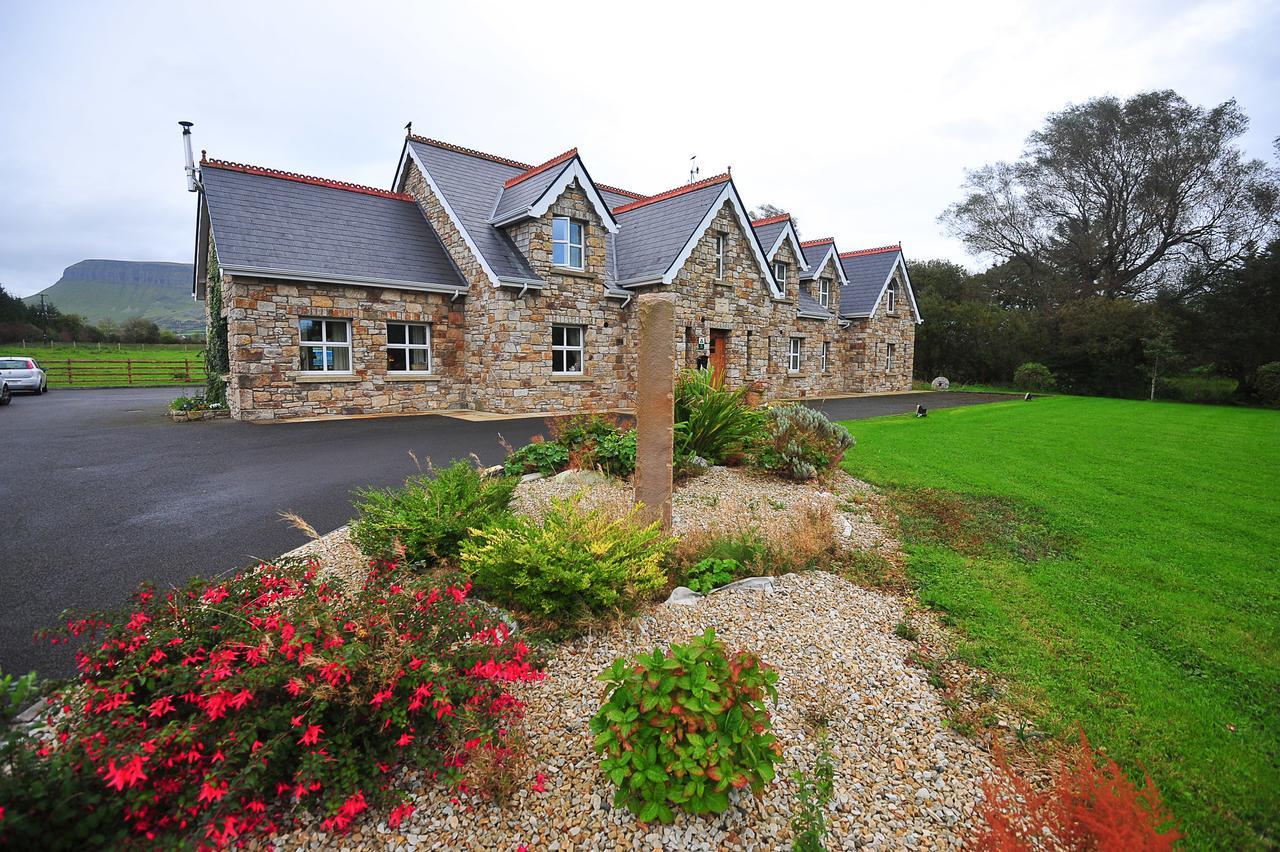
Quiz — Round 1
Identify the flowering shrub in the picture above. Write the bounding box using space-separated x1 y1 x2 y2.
4 560 543 848
461 497 672 627
977 730 1181 850
754 404 853 481
590 628 780 824
352 459 517 565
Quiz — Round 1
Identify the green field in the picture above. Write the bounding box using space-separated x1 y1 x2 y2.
0 343 206 388
840 396 1279 849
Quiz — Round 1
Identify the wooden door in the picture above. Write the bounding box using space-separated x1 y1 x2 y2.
708 329 728 386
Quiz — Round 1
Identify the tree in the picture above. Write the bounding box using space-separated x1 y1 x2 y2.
749 204 797 230
119 316 161 343
941 91 1279 303
1141 321 1183 401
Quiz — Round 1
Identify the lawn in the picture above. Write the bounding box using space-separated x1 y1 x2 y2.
839 396 1280 850
0 342 206 387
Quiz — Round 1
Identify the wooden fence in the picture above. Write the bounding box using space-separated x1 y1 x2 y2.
39 359 207 387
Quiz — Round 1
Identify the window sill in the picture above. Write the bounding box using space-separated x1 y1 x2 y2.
297 374 359 383
550 374 593 382
385 373 441 382
551 267 599 281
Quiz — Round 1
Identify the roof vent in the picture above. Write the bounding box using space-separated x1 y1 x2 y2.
179 121 197 192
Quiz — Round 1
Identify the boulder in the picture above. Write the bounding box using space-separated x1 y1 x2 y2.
931 377 950 390
664 586 701 606
552 468 609 487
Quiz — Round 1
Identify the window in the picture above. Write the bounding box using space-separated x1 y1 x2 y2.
886 342 896 372
788 336 802 372
552 217 585 269
886 280 897 313
387 322 432 373
821 341 830 372
551 324 585 374
714 233 726 280
774 262 790 294
819 278 830 308
299 318 351 373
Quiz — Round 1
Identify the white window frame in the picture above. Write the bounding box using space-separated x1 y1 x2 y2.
788 337 802 373
886 342 896 372
551 323 585 375
774 262 790 295
299 318 352 374
821 341 830 372
714 233 726 280
819 278 830 308
386 321 432 374
552 216 585 270
887 280 897 313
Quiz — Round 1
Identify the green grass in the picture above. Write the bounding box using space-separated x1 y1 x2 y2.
1 343 206 387
839 396 1279 849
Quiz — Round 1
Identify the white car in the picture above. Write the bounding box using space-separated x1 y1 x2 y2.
0 357 47 394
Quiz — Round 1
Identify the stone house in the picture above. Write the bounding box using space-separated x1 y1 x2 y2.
191 135 921 421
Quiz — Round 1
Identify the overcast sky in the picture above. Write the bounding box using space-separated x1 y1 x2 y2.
1 0 1276 296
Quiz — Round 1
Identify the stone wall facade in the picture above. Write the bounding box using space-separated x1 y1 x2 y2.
850 266 916 393
212 162 916 421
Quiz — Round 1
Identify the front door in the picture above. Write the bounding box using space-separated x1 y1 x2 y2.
708 329 728 386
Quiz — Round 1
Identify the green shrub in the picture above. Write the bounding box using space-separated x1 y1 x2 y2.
548 412 625 451
590 628 780 824
1256 362 1280 407
755 405 854 481
674 369 764 464
588 429 637 478
1013 362 1056 392
460 497 672 626
352 460 516 565
503 440 571 477
790 733 836 852
683 557 739 594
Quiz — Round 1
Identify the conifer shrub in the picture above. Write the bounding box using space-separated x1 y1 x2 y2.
754 405 854 481
590 628 780 824
352 459 517 565
460 497 672 626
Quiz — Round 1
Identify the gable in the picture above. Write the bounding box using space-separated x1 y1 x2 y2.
752 217 809 272
838 247 922 322
490 152 619 233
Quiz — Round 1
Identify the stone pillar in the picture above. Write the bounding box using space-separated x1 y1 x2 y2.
634 293 676 530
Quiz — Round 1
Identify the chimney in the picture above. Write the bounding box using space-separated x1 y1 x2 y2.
179 121 197 192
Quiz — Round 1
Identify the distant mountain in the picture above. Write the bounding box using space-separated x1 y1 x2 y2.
24 260 201 333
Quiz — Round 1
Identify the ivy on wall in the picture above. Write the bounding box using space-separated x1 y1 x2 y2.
204 243 230 406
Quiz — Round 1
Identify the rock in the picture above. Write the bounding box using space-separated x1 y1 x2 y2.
552 468 608 486
716 576 775 594
520 472 544 483
930 376 950 390
481 464 506 478
665 586 701 606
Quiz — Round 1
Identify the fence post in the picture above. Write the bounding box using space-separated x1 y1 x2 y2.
127 359 132 386
66 359 73 386
184 359 191 382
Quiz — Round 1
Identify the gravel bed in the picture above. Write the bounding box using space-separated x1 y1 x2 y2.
268 572 993 851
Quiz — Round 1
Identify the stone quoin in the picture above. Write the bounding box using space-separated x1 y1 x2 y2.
190 135 922 420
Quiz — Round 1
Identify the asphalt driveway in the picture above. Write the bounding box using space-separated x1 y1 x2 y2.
0 387 1011 676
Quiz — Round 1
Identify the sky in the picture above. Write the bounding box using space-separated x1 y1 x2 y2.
1 0 1277 297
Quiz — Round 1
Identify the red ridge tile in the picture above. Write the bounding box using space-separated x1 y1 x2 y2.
200 157 412 201
800 237 834 247
839 243 901 258
503 148 578 188
612 173 731 214
750 213 791 227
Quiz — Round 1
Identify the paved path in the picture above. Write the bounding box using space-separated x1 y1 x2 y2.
0 388 1011 676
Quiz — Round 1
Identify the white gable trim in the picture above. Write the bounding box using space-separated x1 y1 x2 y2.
663 183 782 297
763 222 810 271
801 246 848 286
866 254 922 323
398 144 503 288
524 160 620 233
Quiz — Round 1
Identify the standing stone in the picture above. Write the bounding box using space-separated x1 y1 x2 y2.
635 293 676 529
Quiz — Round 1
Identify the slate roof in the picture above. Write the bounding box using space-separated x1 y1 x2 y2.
796 288 833 320
839 245 904 318
200 161 465 291
799 240 836 280
490 162 570 223
612 177 732 284
406 140 542 285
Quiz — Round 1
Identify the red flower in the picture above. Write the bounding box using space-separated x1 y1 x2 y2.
369 687 394 707
285 678 305 697
197 779 228 803
147 695 175 718
298 724 323 746
395 732 415 747
387 802 415 828
290 714 304 727
202 586 229 604
103 755 147 791
532 772 546 793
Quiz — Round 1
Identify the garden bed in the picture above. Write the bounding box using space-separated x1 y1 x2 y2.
267 571 993 851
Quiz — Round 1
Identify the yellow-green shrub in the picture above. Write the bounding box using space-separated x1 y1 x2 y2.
461 498 673 625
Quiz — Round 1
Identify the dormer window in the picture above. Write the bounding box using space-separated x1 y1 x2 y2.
553 217 585 270
774 262 790 295
887 279 897 313
714 233 726 280
819 278 831 308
